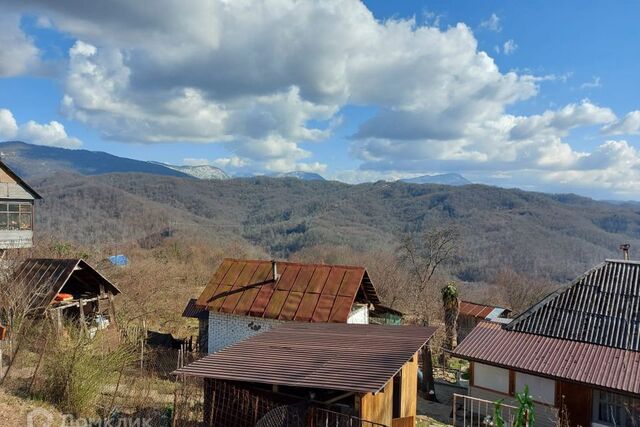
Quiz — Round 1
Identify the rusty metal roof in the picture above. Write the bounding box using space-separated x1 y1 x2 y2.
506 259 640 351
182 298 208 319
196 259 380 322
459 301 510 319
175 322 437 393
454 321 640 395
13 258 120 309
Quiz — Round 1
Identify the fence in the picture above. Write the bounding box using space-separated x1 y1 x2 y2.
453 393 517 427
172 377 388 427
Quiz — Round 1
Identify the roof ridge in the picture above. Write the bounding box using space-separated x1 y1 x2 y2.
222 257 367 270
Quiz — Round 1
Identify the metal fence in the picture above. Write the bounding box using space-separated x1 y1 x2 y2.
453 393 517 427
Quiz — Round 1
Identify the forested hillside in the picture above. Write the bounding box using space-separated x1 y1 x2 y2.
31 172 640 283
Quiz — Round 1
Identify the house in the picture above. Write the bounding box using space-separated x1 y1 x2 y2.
457 300 511 342
174 322 438 427
12 258 121 333
454 259 640 427
0 160 42 249
193 259 383 354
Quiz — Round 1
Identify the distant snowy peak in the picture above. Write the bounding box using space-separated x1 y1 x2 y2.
154 163 230 180
400 173 471 186
275 171 326 181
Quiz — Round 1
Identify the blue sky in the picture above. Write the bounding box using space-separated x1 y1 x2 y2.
0 1 639 199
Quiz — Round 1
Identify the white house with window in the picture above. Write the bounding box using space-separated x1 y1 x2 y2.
455 259 640 427
0 161 41 249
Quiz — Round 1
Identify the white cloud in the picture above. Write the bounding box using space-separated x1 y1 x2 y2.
17 120 82 148
503 39 518 55
580 76 602 90
0 109 19 139
602 111 640 135
0 13 40 77
6 0 640 195
213 156 247 169
9 0 538 173
0 108 81 148
480 13 501 32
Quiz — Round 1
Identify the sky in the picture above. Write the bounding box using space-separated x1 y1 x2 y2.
0 1 639 199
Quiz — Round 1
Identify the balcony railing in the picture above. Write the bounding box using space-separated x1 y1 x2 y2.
453 393 517 427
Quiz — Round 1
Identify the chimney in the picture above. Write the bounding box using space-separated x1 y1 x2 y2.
620 243 630 261
271 260 280 281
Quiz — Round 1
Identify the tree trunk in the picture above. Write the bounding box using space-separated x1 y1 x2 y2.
421 345 438 402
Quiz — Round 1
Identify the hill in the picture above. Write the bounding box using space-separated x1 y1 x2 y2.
0 141 190 179
400 173 471 186
30 172 640 283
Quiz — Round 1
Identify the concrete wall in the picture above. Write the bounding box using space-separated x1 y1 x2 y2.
207 311 282 354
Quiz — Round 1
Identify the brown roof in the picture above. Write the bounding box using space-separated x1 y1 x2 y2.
14 258 120 309
506 259 640 351
454 321 640 395
175 322 437 393
182 298 207 319
459 300 510 319
196 259 380 322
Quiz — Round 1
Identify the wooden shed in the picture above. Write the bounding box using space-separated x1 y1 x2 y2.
13 258 121 333
0 160 42 249
175 322 438 427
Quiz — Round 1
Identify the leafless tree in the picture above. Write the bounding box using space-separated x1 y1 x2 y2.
491 268 555 316
397 225 459 322
0 255 53 365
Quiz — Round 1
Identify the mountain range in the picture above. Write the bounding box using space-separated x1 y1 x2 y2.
4 141 640 284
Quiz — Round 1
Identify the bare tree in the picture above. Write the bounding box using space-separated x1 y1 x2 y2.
491 268 555 316
0 256 53 369
397 225 459 321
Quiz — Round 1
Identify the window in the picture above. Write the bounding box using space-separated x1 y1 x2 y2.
473 362 510 394
593 390 640 427
0 202 32 230
515 372 555 405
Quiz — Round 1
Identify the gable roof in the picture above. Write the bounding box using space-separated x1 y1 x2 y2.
196 259 380 322
0 160 42 199
459 300 511 320
14 258 121 310
175 322 437 393
454 321 640 396
506 259 640 351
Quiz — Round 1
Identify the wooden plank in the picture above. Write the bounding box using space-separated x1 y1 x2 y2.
392 416 416 427
360 380 393 426
400 353 418 418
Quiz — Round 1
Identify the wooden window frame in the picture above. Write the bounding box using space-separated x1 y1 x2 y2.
0 201 33 231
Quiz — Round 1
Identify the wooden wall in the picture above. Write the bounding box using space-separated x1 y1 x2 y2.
360 353 419 426
399 352 418 418
360 379 393 426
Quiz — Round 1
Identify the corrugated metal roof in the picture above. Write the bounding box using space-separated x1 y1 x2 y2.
454 321 640 395
459 300 510 320
182 298 208 319
13 258 120 309
196 259 380 322
175 322 437 393
506 259 640 351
